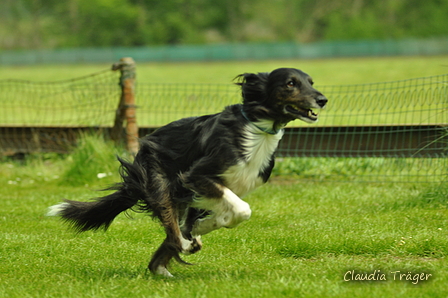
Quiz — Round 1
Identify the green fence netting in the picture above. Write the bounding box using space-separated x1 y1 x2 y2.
0 70 446 182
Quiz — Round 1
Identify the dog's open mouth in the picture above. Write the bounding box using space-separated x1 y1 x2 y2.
285 105 319 122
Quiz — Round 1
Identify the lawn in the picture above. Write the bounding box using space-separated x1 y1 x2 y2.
2 55 448 85
1 57 447 296
0 136 447 297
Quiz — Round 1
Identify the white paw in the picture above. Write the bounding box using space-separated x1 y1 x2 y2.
180 236 202 255
155 266 173 278
233 200 252 223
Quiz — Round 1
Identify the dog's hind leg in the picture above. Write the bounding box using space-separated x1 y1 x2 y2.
179 207 206 240
147 189 202 277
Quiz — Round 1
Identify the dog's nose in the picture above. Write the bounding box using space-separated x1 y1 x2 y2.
316 95 328 108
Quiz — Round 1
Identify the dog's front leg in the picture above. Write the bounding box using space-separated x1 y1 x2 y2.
190 187 251 236
180 157 252 236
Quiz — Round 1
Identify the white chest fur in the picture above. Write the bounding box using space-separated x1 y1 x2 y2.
220 122 284 197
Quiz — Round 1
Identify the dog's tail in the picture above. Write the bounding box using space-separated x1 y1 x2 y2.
47 157 148 232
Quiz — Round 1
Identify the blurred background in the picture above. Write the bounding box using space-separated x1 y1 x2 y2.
1 0 447 183
2 0 448 49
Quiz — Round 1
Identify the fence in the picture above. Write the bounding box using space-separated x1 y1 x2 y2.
0 59 446 182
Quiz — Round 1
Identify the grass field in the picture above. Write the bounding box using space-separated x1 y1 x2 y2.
1 135 447 297
1 58 447 296
2 55 448 84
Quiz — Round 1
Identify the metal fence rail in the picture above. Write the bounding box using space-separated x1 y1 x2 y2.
0 66 446 182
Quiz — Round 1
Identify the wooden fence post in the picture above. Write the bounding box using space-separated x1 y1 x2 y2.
111 57 139 156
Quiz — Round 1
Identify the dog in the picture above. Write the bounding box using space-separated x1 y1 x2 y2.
48 68 327 277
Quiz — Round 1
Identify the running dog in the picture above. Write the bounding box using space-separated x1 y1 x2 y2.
48 67 328 277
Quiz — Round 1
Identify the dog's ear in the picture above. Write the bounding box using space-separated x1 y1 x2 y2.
234 72 269 103
234 72 268 86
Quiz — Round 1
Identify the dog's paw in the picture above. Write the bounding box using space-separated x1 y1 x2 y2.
190 237 203 254
181 236 202 255
154 266 174 278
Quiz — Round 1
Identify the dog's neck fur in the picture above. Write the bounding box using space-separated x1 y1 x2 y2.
240 108 280 135
221 121 283 197
241 106 289 135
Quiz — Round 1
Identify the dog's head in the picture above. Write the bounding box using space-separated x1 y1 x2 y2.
236 68 327 124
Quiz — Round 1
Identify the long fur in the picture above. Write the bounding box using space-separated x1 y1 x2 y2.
48 68 327 277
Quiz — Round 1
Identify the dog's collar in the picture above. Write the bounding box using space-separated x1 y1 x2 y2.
241 108 280 135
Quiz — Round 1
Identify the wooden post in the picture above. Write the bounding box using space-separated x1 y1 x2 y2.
111 57 139 156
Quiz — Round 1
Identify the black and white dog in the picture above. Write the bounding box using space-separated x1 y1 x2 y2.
48 68 327 277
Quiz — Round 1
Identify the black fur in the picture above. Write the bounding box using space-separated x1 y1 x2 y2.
49 68 327 276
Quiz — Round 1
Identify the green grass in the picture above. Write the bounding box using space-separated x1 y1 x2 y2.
272 157 447 183
1 135 447 297
2 55 448 84
60 133 128 186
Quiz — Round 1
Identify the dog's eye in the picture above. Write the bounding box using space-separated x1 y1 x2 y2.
287 81 295 87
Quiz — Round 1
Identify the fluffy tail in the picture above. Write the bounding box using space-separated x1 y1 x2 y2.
47 157 148 232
